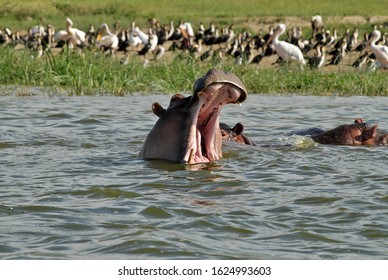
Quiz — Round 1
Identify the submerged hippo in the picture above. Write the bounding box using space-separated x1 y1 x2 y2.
139 69 248 164
312 118 388 146
220 123 256 145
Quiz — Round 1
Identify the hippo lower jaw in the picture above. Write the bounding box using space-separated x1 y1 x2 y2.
183 83 243 164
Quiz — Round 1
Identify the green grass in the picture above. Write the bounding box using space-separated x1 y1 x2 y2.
0 47 386 96
1 0 387 30
0 0 387 96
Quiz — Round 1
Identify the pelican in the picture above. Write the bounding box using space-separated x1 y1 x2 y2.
54 18 86 48
136 27 150 45
367 30 388 69
129 22 148 47
265 23 306 65
96 23 119 54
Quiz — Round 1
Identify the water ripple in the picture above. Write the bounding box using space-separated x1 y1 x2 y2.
1 94 388 259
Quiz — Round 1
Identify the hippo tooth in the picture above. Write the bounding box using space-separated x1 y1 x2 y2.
188 149 195 164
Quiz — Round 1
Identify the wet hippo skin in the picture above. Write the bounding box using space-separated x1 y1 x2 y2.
220 122 256 145
140 69 248 164
312 118 388 146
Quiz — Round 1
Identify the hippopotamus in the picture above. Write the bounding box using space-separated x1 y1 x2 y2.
139 69 248 164
312 118 388 146
220 122 256 145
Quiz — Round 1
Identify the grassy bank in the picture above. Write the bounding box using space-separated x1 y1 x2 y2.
0 0 387 96
0 47 386 96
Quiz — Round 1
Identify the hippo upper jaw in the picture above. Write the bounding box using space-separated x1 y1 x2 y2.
183 83 244 164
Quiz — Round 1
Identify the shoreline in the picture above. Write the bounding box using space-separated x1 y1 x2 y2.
1 15 387 96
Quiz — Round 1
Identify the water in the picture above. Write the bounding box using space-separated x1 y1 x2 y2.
1 93 387 260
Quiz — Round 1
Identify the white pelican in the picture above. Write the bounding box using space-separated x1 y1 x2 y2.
129 32 142 47
96 23 119 54
54 18 86 48
265 23 306 65
368 30 388 69
136 27 150 45
129 22 149 46
130 27 149 46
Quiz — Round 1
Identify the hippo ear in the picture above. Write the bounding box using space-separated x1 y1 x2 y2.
354 118 363 124
232 122 244 135
170 93 185 104
152 102 165 117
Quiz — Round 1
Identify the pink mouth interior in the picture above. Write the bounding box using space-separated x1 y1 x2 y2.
186 84 242 164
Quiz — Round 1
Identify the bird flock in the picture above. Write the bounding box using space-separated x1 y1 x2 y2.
0 15 387 70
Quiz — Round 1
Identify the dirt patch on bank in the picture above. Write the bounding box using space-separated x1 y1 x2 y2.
238 15 388 32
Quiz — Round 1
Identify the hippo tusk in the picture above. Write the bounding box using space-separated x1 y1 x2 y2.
188 149 195 164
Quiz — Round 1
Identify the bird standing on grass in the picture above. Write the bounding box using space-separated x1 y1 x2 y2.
96 23 119 55
367 30 388 69
308 45 326 68
55 18 86 49
265 23 306 65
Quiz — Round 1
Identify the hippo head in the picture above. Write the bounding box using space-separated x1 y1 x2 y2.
139 69 247 164
220 122 256 145
312 118 385 146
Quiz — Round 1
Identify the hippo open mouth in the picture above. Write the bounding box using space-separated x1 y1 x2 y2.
139 69 247 164
185 83 245 164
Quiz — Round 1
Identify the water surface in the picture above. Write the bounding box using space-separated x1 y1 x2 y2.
1 93 387 259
